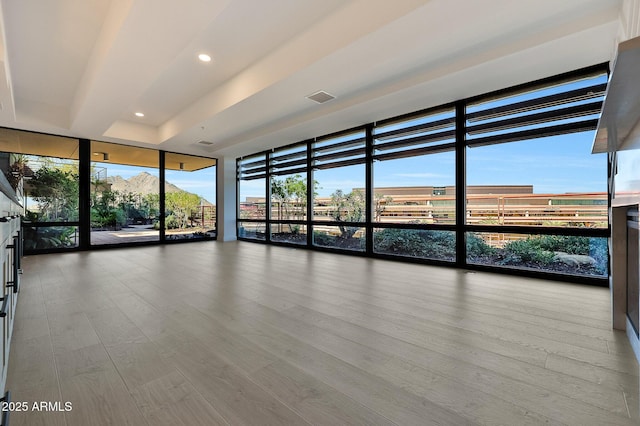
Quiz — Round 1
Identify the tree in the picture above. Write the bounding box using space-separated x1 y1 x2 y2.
329 189 365 239
271 174 308 220
326 190 391 238
166 191 201 229
270 174 318 233
28 166 79 221
90 189 126 228
142 193 160 219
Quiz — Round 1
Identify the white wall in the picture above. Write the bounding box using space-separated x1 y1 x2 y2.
216 156 237 241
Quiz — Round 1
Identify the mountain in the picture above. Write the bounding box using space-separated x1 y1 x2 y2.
105 172 214 206
107 172 183 195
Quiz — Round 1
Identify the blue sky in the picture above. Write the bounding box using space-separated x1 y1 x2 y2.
94 162 217 203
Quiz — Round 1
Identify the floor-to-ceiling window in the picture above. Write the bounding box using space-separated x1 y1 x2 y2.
0 133 217 252
238 154 267 240
0 129 80 253
311 130 367 252
164 153 217 241
90 141 160 246
464 68 609 277
236 64 609 284
372 107 457 262
269 142 308 245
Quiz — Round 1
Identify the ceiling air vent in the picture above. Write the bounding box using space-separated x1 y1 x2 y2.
196 140 214 146
306 91 335 104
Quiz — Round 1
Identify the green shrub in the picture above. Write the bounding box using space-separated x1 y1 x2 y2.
466 233 496 257
535 235 590 254
165 214 179 229
588 237 609 275
374 228 427 256
502 238 555 265
90 207 126 228
313 231 335 246
373 228 455 259
24 226 76 251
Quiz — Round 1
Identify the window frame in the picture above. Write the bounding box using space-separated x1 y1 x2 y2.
236 63 610 286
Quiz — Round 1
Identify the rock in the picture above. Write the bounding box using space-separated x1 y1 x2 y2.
553 252 596 267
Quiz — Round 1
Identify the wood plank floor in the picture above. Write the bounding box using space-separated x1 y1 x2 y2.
6 241 640 425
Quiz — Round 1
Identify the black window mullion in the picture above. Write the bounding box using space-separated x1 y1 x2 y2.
159 151 166 241
365 124 374 256
236 158 240 234
456 101 466 268
78 138 91 250
307 140 313 247
266 151 272 243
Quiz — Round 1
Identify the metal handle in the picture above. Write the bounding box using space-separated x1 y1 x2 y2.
6 236 19 294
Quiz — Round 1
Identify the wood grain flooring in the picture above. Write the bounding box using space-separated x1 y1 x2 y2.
5 241 640 425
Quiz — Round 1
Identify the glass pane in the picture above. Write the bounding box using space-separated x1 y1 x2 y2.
90 141 159 245
374 108 455 155
23 225 79 251
165 153 217 241
374 228 455 262
270 143 307 175
22 156 80 223
466 134 607 228
270 223 308 245
313 164 365 226
466 71 606 141
238 221 266 240
312 225 365 251
313 130 365 169
270 173 308 221
373 151 455 225
239 179 267 220
466 232 608 277
239 155 267 222
0 130 80 226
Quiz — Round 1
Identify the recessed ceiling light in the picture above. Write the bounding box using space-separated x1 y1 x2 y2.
198 53 212 62
134 112 144 117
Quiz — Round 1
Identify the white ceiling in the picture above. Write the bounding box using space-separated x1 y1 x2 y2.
0 0 628 159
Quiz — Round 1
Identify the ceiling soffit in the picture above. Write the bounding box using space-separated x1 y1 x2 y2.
0 0 627 159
